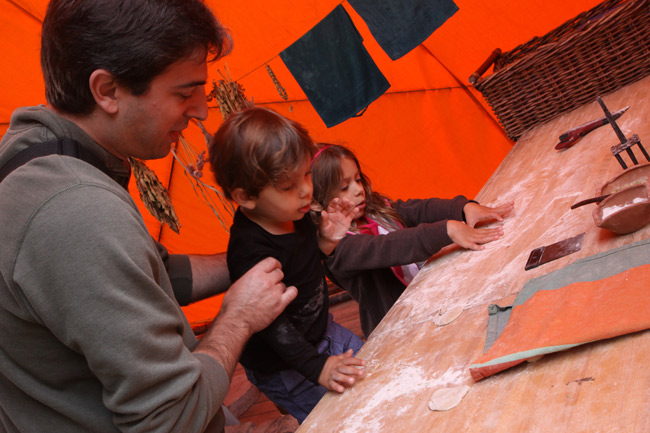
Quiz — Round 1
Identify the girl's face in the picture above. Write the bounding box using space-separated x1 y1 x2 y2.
334 157 366 221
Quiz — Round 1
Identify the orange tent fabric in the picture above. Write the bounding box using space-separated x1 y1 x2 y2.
0 0 603 320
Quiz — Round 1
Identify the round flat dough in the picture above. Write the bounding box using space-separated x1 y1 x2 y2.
433 306 464 326
428 385 471 411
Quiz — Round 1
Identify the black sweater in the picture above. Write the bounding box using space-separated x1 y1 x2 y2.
227 209 329 383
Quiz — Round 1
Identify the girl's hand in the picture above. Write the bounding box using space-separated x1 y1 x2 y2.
447 220 504 251
463 201 514 228
317 198 361 255
318 349 366 393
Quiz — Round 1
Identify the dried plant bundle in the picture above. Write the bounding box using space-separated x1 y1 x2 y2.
129 157 180 234
207 66 252 119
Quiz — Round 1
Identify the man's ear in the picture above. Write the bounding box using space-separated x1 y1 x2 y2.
231 188 256 210
88 69 119 114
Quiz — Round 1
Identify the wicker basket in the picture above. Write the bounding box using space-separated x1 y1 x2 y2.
472 0 650 140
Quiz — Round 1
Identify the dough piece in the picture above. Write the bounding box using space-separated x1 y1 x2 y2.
433 306 464 326
428 385 471 411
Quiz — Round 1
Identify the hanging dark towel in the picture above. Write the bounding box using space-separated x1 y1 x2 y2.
279 5 390 128
348 0 459 60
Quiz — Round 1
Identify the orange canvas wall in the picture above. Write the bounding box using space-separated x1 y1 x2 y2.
0 0 603 320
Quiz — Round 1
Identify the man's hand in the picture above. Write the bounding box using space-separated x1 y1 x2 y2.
195 257 296 376
447 220 504 251
221 257 297 334
317 349 366 393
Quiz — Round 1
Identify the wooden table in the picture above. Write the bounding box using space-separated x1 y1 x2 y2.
296 76 650 433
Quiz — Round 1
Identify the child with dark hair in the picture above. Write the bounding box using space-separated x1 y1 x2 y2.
311 143 514 337
209 107 365 423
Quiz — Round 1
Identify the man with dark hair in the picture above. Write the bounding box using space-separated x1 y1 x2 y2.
0 1 297 432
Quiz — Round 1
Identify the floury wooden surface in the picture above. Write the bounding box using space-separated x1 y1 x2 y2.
296 76 650 433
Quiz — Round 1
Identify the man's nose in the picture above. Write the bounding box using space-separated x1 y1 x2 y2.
187 91 209 121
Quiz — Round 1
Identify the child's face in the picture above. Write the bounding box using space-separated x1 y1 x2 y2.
333 157 366 220
244 157 313 234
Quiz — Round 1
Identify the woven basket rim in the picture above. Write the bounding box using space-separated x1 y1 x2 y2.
479 0 638 85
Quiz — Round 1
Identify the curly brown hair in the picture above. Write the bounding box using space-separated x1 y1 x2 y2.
209 106 316 201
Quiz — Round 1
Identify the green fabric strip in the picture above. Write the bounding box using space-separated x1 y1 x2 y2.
484 304 512 352
470 343 583 369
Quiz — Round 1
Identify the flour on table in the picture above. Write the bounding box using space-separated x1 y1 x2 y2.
601 197 646 219
432 306 463 326
325 363 467 433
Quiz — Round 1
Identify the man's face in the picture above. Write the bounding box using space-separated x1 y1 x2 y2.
112 52 209 160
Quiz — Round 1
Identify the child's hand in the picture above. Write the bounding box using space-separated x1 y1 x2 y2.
463 201 514 228
447 220 504 251
318 349 366 393
317 198 361 255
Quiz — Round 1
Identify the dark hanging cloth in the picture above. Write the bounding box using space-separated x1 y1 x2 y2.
348 0 459 60
279 5 390 128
